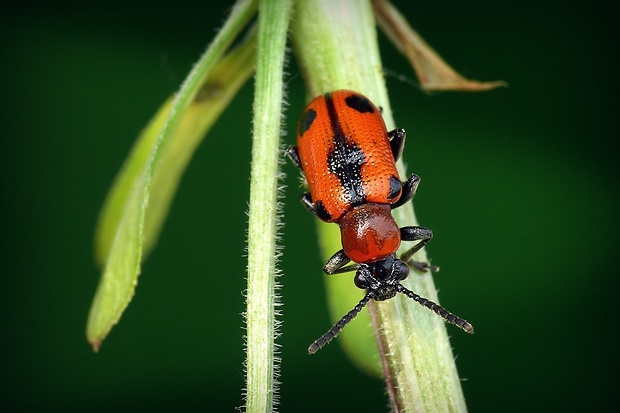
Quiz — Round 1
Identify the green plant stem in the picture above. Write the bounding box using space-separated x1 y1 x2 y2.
292 0 468 411
291 0 387 377
244 0 292 411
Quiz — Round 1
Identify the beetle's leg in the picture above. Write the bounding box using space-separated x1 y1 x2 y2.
300 193 315 214
300 194 332 222
286 146 303 171
323 249 358 275
387 128 406 161
399 226 439 272
391 173 420 210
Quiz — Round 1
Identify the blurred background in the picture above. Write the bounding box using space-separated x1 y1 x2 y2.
1 0 616 411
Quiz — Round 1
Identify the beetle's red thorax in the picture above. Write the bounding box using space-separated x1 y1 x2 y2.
339 203 401 263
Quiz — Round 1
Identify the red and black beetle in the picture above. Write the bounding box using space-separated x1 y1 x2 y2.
287 90 473 354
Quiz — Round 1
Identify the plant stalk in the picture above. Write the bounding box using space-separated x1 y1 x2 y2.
292 0 469 411
244 0 293 411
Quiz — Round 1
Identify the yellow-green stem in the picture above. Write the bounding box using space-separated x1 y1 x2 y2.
292 0 468 411
244 0 293 411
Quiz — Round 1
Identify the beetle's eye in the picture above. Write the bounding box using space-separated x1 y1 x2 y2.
354 268 370 289
393 260 409 281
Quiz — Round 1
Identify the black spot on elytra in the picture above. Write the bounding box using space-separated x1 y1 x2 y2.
298 108 317 136
345 94 375 114
387 175 402 201
326 140 366 207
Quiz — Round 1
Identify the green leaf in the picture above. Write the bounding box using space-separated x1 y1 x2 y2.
87 0 257 350
95 37 257 266
87 172 147 352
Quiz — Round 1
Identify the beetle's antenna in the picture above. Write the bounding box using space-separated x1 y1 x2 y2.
308 292 373 354
396 284 474 333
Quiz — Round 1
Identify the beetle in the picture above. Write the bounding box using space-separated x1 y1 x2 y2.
287 90 473 354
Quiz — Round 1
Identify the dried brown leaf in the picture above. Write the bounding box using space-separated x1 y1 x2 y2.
373 0 506 92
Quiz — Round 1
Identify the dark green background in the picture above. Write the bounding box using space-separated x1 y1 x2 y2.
2 1 617 411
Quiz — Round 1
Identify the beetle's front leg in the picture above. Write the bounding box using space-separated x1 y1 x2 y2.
323 249 358 275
